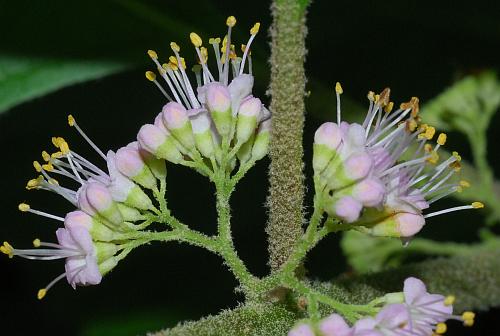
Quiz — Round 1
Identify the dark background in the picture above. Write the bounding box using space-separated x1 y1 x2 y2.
0 0 499 334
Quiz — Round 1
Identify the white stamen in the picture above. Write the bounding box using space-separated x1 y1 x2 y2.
423 205 474 219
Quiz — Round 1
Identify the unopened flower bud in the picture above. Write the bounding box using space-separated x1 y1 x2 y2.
236 97 261 144
330 196 362 223
127 142 167 180
106 151 153 210
367 211 425 237
189 109 216 158
228 74 254 111
138 124 183 164
80 182 124 226
313 122 342 173
115 147 157 189
203 83 232 136
64 210 117 242
251 119 270 161
162 102 196 151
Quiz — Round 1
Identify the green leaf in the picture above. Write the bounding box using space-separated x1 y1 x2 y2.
0 55 129 114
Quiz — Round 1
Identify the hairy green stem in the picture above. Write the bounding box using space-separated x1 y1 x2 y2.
267 0 310 270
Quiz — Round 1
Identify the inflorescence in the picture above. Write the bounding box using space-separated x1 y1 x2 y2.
0 16 482 336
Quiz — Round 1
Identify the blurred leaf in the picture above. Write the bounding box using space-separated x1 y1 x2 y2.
422 72 500 133
0 55 129 114
340 230 500 273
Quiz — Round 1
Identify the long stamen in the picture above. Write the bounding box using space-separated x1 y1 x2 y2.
335 82 343 125
67 116 106 160
239 23 260 76
209 37 223 79
423 202 483 219
223 16 236 85
170 43 200 108
145 71 172 101
37 272 68 300
18 203 64 222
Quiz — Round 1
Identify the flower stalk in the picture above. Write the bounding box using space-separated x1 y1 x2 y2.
267 0 310 270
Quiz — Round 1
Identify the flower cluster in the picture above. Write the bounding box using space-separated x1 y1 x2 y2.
313 83 483 238
1 16 270 299
289 277 475 336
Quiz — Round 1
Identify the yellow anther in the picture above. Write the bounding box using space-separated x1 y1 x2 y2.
59 140 70 155
424 144 433 153
437 133 447 146
378 88 391 106
67 114 75 127
435 323 447 334
37 288 47 300
462 312 475 321
42 151 51 162
427 151 439 164
444 295 455 306
18 203 30 212
179 57 186 69
42 163 54 171
472 202 484 209
147 49 158 59
51 151 63 159
384 101 394 113
145 71 156 81
209 37 221 44
425 126 436 140
26 179 39 190
401 96 420 117
406 119 418 132
250 22 260 35
200 47 208 63
374 94 380 103
190 32 203 47
459 180 470 188
33 161 42 172
226 16 236 27
51 136 61 148
367 91 375 101
1 242 14 258
335 82 343 94
229 44 237 59
419 123 428 131
452 151 461 162
33 238 41 247
170 42 180 52
169 56 178 65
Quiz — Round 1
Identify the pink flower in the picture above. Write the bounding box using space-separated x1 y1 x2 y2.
314 85 484 237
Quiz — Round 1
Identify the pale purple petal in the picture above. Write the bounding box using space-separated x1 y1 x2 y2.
375 303 409 329
404 277 428 305
319 313 352 336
